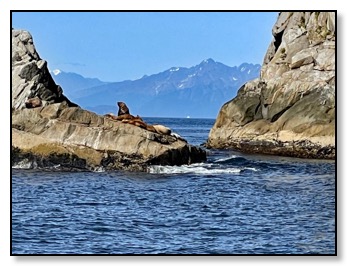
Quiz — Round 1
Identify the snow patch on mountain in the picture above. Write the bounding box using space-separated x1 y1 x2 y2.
52 69 61 76
54 59 261 118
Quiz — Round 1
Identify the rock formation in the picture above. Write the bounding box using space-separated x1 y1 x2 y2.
11 29 206 171
207 12 335 159
12 30 76 110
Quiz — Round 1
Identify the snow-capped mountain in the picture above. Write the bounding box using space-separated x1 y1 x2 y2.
52 59 261 118
50 70 108 99
52 69 62 76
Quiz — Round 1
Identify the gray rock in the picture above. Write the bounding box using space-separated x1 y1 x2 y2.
12 30 76 110
290 47 316 69
207 12 335 159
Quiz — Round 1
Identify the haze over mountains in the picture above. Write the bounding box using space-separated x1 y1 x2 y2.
51 59 260 118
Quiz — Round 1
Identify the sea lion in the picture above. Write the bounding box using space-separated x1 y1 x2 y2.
122 119 148 129
145 125 157 133
115 114 135 121
131 117 145 123
121 119 133 124
25 96 42 108
110 114 144 122
134 115 144 121
152 124 172 135
117 101 130 116
120 118 173 136
104 113 118 120
133 120 148 129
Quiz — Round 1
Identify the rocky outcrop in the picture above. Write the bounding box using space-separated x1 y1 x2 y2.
12 29 77 110
207 12 335 159
12 29 206 171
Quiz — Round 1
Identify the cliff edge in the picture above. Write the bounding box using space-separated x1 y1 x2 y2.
206 12 335 159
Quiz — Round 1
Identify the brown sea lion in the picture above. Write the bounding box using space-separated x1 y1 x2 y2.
122 119 148 129
134 120 148 129
104 113 118 120
116 114 135 121
120 118 173 136
131 117 145 123
134 115 144 121
117 102 130 116
145 125 157 133
25 96 42 108
121 119 133 124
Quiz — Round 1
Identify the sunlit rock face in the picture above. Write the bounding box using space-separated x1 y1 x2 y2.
12 29 77 110
207 12 335 159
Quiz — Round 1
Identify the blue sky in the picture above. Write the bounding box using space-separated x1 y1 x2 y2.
12 11 278 82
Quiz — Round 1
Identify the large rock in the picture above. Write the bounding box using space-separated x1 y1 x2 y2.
12 29 206 171
207 12 335 159
12 29 77 110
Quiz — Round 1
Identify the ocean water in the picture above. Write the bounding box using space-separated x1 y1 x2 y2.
11 117 336 254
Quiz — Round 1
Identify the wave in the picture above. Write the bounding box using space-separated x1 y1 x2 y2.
148 163 246 175
93 166 105 173
12 159 37 169
213 155 239 163
244 167 258 172
213 155 249 166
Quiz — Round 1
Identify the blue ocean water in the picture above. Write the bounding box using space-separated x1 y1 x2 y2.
11 117 336 254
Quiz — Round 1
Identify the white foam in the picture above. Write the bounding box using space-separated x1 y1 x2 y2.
148 163 241 175
93 166 105 172
12 159 36 169
244 167 258 172
214 155 238 162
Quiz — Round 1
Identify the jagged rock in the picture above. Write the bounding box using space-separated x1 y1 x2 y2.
12 29 206 171
12 29 77 110
207 12 335 159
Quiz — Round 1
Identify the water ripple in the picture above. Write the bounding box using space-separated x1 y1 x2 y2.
11 118 335 254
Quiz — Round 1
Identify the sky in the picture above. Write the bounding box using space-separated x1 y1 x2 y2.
11 11 278 82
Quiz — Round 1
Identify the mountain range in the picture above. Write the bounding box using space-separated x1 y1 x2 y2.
51 59 261 118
